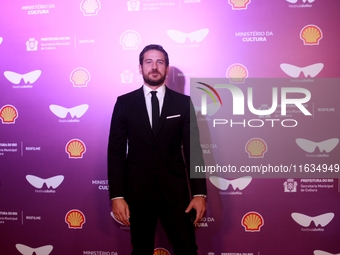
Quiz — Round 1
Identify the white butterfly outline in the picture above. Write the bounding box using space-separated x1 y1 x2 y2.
291 212 335 227
280 63 323 78
296 138 339 153
209 176 252 191
49 104 89 118
15 244 53 255
167 29 209 44
4 70 42 84
26 175 64 189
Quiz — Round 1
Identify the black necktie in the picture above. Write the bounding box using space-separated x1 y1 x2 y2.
151 91 159 134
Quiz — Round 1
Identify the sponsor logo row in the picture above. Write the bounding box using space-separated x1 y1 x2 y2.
201 138 339 158
209 250 338 255
10 244 340 255
0 137 338 161
0 104 90 124
0 62 327 91
16 25 322 52
2 206 335 232
210 176 336 194
12 243 168 255
2 68 90 88
17 174 337 195
0 137 337 160
19 0 319 16
121 63 325 85
0 208 336 239
110 209 336 232
0 139 86 158
15 243 119 255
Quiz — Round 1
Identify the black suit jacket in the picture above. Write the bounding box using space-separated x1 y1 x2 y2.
107 86 206 206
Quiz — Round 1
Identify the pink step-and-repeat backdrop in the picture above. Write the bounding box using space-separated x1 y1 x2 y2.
1 0 340 254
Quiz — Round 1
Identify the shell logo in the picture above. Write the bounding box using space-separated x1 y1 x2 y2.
228 0 251 10
300 25 323 45
245 138 267 158
120 30 141 50
0 105 18 124
80 0 101 16
65 209 86 229
65 139 86 158
241 211 264 232
226 63 248 83
153 248 170 255
70 68 91 87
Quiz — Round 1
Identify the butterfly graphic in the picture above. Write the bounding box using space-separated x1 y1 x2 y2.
49 104 89 118
291 212 335 227
209 176 252 191
4 70 42 84
26 175 64 189
16 244 53 255
296 138 339 153
167 29 209 43
280 63 323 78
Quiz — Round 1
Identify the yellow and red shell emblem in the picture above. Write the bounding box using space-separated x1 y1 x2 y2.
0 105 18 124
65 139 86 158
242 211 264 232
245 138 267 158
300 25 323 45
226 63 248 83
153 248 170 255
65 209 86 229
229 0 251 10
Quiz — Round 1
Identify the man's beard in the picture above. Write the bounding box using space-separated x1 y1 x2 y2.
142 71 166 87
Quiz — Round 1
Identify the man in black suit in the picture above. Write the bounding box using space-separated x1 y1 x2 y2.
107 44 207 255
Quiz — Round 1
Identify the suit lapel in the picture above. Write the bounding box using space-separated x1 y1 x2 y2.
135 87 154 139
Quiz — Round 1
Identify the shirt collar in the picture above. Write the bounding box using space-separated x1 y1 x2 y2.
143 84 166 98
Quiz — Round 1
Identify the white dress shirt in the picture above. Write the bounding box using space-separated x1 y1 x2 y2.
143 84 165 128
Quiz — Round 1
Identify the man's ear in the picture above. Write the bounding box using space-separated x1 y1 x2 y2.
139 65 142 74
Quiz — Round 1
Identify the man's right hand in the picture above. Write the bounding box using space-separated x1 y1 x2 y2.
112 198 130 226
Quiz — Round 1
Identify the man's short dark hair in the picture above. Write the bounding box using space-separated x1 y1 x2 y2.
139 44 169 67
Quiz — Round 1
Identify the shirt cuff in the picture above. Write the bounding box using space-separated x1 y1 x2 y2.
111 197 124 200
193 194 207 198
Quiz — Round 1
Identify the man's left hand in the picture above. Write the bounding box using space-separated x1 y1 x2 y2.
185 196 206 224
